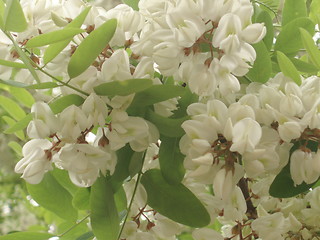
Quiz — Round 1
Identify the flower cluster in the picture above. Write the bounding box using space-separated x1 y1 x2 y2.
2 0 320 239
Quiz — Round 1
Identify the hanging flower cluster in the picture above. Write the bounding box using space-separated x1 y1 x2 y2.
1 0 320 239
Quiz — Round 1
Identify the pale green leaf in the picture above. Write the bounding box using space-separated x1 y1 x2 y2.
4 113 32 134
44 7 92 64
300 28 320 69
49 94 85 114
2 116 25 140
68 19 117 78
122 0 139 10
94 78 153 96
0 59 26 68
72 188 90 210
276 51 301 85
281 0 307 26
9 87 35 108
0 95 26 120
26 28 85 48
274 17 314 54
0 232 54 240
3 0 27 32
8 140 22 156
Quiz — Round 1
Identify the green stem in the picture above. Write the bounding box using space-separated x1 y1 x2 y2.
117 151 147 240
58 213 90 237
36 67 89 96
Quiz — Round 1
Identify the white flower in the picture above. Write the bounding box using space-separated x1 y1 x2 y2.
57 143 114 187
230 117 262 154
192 228 224 240
290 149 319 185
15 139 53 184
82 93 109 127
59 105 90 141
27 102 59 139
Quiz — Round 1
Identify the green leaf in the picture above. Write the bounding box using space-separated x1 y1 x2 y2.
2 116 25 140
0 59 26 68
76 232 94 240
0 79 28 88
26 28 85 48
9 87 35 108
110 144 134 190
8 141 22 156
130 84 186 107
51 168 79 196
4 113 32 134
49 94 85 114
276 51 301 85
58 221 88 240
146 110 188 137
171 87 198 118
0 1 5 29
300 28 320 69
274 17 314 54
309 0 320 24
72 188 90 210
0 232 54 240
290 57 319 73
114 186 127 214
122 0 139 10
90 176 120 240
246 42 272 83
94 78 153 96
68 19 117 78
159 136 185 184
269 140 319 198
128 151 144 178
44 7 92 64
27 172 78 221
281 0 307 26
3 0 27 32
256 10 274 50
9 35 40 83
27 82 60 89
0 95 26 120
141 169 210 227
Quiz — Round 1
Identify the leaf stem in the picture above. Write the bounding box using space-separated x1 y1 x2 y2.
36 67 89 96
117 151 147 240
58 213 91 237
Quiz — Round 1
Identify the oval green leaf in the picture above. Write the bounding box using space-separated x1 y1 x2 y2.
90 176 120 240
94 78 153 96
0 232 54 240
68 19 117 78
3 0 27 32
72 188 90 210
146 110 189 137
2 116 25 140
44 7 92 64
9 87 35 108
0 95 26 120
123 0 140 10
27 172 78 221
130 84 186 107
256 10 273 50
276 51 301 85
300 28 320 69
246 42 272 83
141 169 210 227
282 0 307 26
159 136 185 184
26 28 85 48
4 113 32 134
49 94 85 114
274 17 314 54
0 59 26 68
